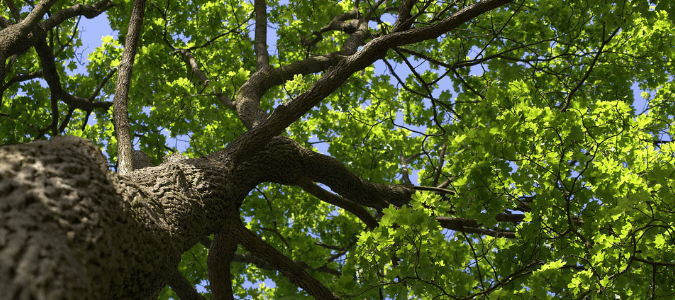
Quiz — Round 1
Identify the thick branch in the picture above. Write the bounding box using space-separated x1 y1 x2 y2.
254 0 269 70
301 9 361 50
236 136 414 208
230 217 340 300
0 16 12 28
42 0 114 31
5 0 22 22
234 4 371 129
113 0 146 175
208 228 238 300
392 0 416 32
297 178 379 229
168 269 208 300
34 38 113 111
0 70 43 92
20 0 59 32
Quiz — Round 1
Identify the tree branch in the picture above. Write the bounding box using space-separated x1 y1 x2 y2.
4 0 22 22
235 136 414 208
42 0 114 31
230 216 340 300
297 178 379 229
168 269 208 300
113 0 146 175
35 37 114 109
254 0 269 70
20 0 59 32
208 227 239 300
436 217 516 239
234 3 372 129
225 0 516 165
0 70 43 92
392 0 416 32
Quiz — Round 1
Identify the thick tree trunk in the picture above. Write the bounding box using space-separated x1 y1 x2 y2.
0 136 236 299
0 134 412 299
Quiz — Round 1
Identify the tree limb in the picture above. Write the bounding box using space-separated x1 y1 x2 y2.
42 0 114 31
208 227 239 300
436 217 516 239
225 0 516 164
297 178 379 229
234 136 414 208
113 0 147 175
254 0 269 70
229 216 340 300
19 0 59 32
168 269 208 300
4 0 22 22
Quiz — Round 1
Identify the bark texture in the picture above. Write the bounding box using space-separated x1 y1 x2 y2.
113 0 147 175
0 136 230 299
0 0 516 298
0 135 413 299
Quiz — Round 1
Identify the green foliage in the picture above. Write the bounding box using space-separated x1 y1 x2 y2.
4 0 675 299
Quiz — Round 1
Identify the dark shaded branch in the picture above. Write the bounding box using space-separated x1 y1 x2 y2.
5 0 22 22
113 0 146 175
230 216 340 300
297 178 379 229
58 107 75 134
0 16 12 28
254 0 269 70
208 228 239 300
295 261 342 277
231 252 273 270
42 0 114 31
392 0 416 32
234 137 414 208
301 8 363 50
436 217 516 238
0 70 43 92
20 0 59 31
167 269 208 300
495 213 525 223
49 84 59 136
632 256 675 267
34 38 113 112
234 3 372 129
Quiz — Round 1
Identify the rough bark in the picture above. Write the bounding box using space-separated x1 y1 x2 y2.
0 134 414 299
208 227 238 300
113 0 147 175
0 0 516 298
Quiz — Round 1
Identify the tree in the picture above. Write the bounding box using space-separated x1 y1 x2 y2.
1 0 675 298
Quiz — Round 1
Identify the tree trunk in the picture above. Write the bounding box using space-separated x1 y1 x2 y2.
0 134 412 299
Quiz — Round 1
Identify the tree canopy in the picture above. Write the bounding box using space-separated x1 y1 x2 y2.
2 0 675 299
